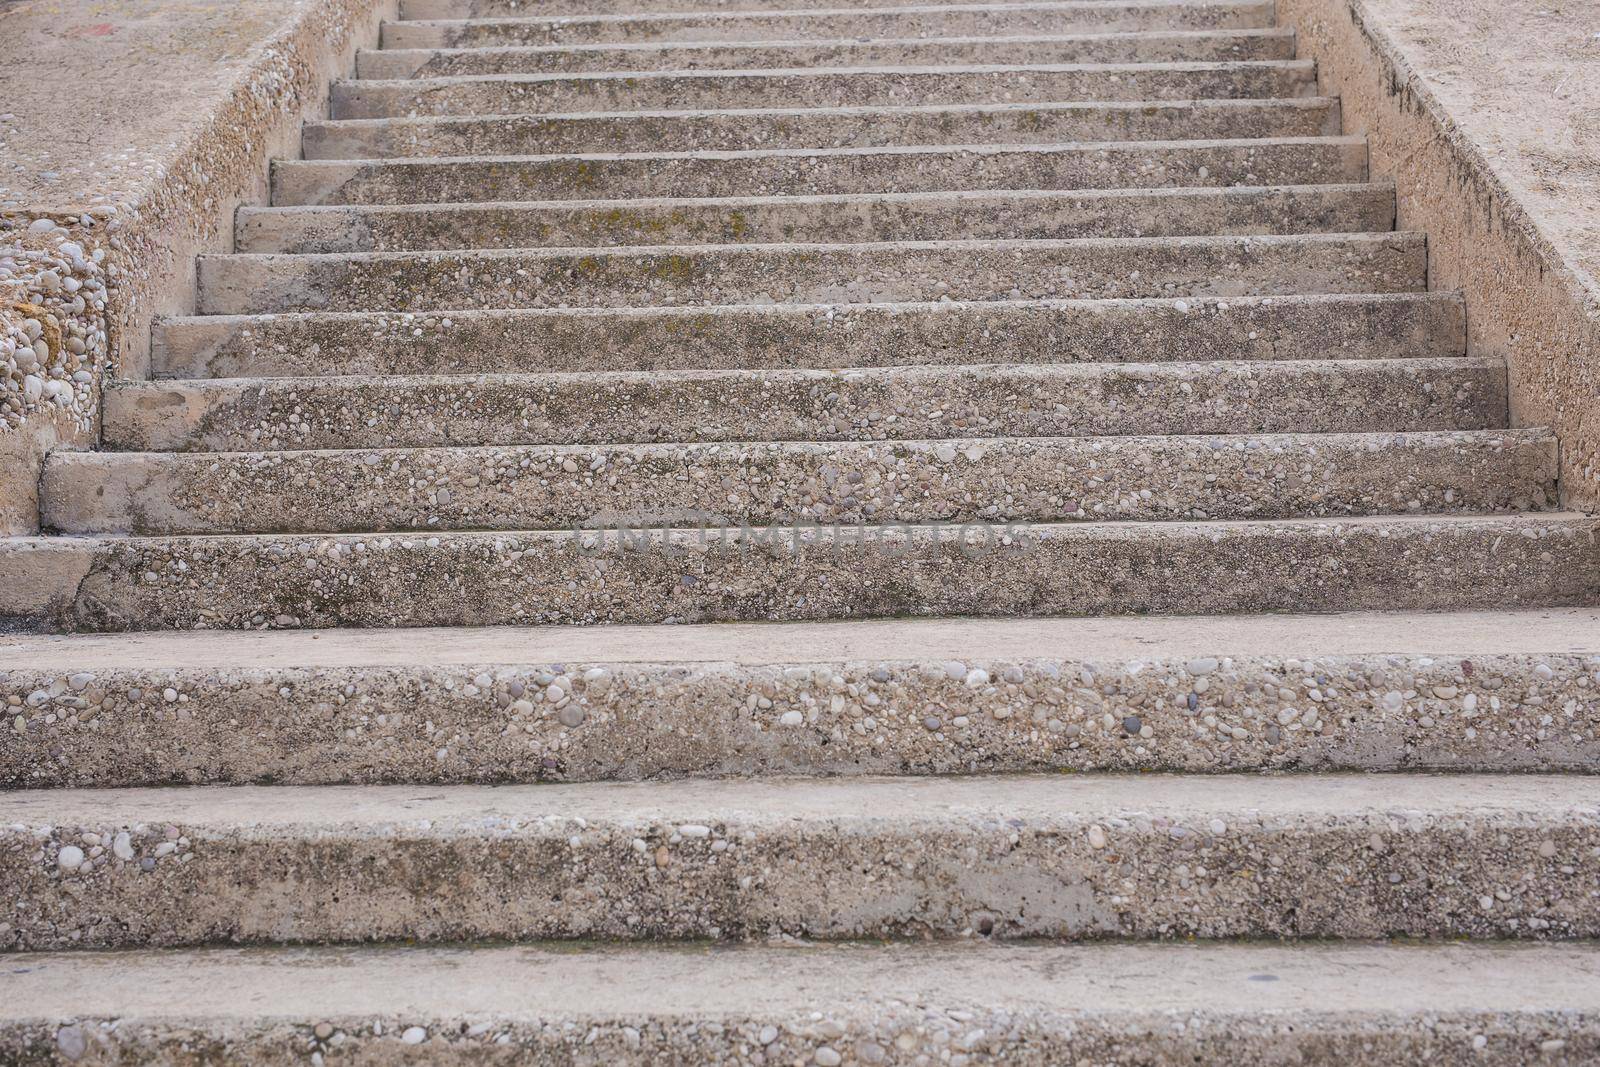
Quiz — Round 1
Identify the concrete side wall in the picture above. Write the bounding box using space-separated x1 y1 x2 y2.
1279 0 1600 511
0 0 397 536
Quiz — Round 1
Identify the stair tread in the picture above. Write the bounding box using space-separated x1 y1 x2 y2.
274 131 1365 164
306 97 1339 126
8 768 1600 822
390 0 1281 35
357 28 1299 78
43 429 1558 535
301 97 1341 157
7 607 1598 668
5 941 1598 1059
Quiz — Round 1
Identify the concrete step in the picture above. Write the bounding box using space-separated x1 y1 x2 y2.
355 29 1299 79
385 1 1281 46
195 233 1427 315
5 513 1596 632
3 772 1600 945
271 136 1369 205
41 430 1558 536
329 61 1320 119
7 609 1599 785
302 98 1342 159
237 184 1390 254
104 357 1503 452
152 293 1466 379
5 941 1599 1062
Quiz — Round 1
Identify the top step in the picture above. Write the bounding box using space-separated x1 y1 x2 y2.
383 2 1276 48
399 0 1277 23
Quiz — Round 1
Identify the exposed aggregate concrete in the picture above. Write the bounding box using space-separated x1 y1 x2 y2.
357 28 1299 78
3 514 1597 632
271 137 1371 205
330 61 1319 119
103 357 1506 451
41 430 1557 535
239 185 1388 254
384 1 1281 48
2 774 1599 947
303 98 1342 158
152 293 1465 378
5 642 1598 786
0 0 394 534
195 233 1427 315
5 940 1598 1066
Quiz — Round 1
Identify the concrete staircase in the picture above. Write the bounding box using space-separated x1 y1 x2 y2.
4 0 1600 1061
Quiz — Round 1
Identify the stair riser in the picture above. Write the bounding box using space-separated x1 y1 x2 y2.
196 235 1427 315
104 359 1504 452
302 99 1341 159
331 64 1319 119
41 432 1557 536
356 31 1299 78
387 2 1280 44
5 781 1600 946
3 1010 1595 1066
9 517 1597 632
272 138 1369 205
7 649 1596 787
238 185 1386 254
19 643 1600 789
152 294 1465 378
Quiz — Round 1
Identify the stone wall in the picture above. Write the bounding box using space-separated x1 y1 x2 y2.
1279 0 1600 511
0 0 396 534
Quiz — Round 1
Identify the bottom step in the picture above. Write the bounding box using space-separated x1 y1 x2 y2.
4 942 1597 1064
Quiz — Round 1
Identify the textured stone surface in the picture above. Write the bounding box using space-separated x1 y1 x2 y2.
41 430 1557 535
3 514 1597 632
195 233 1428 315
5 610 1599 786
3 774 1600 947
103 358 1507 452
0 0 395 535
6 941 1597 1065
304 97 1342 157
271 136 1371 204
1278 0 1600 508
330 61 1319 118
239 184 1385 253
152 292 1465 378
386 1 1280 47
358 28 1299 78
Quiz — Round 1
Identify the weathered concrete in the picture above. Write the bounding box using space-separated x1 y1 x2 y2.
152 293 1466 378
330 61 1319 118
238 184 1388 253
5 609 1599 786
270 136 1371 205
6 941 1598 1064
194 233 1429 315
410 0 1279 16
3 514 1597 632
3 774 1600 946
102 358 1507 452
0 0 395 536
1278 0 1600 509
303 98 1343 158
357 28 1300 78
385 1 1281 47
40 431 1558 535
